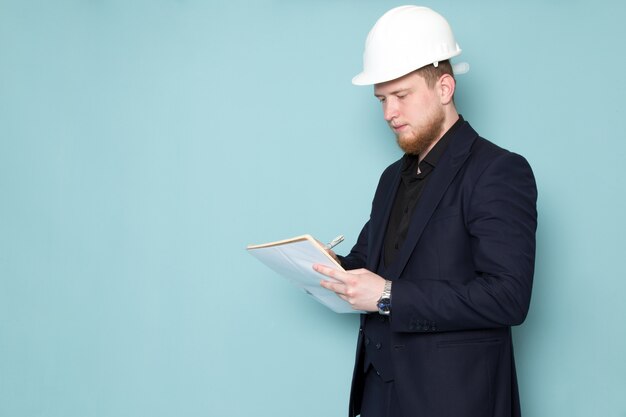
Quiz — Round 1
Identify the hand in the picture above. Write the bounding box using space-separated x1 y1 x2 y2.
325 248 339 263
315 239 340 263
313 264 386 312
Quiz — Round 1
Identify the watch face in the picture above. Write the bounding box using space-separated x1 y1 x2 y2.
378 298 391 312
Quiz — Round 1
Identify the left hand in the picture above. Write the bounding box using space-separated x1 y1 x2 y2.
313 264 386 312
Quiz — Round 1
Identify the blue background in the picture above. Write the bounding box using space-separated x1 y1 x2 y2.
1 1 625 416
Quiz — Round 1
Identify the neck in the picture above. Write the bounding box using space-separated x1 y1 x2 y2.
418 107 459 163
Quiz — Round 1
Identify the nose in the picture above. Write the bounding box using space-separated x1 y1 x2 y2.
383 99 398 122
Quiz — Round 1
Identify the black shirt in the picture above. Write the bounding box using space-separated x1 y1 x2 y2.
383 116 463 266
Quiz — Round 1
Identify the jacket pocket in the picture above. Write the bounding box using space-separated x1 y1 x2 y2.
437 337 502 348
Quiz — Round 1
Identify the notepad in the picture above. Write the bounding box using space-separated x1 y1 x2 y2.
246 235 360 313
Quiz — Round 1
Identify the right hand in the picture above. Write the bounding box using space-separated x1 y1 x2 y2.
326 248 339 263
315 239 340 263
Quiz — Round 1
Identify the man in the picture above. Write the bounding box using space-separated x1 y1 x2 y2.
313 6 537 417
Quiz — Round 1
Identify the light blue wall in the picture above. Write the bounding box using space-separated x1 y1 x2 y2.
1 1 625 416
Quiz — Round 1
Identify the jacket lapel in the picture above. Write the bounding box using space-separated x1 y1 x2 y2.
386 122 479 280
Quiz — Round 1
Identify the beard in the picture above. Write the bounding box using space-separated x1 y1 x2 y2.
395 106 446 156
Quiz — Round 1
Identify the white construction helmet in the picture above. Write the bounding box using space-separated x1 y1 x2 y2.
352 5 469 85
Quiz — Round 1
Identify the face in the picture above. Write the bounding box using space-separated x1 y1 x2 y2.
374 71 445 156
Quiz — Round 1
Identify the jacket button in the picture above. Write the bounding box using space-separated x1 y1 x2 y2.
365 338 370 346
375 342 382 350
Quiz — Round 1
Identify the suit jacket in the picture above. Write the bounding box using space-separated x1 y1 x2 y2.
340 121 537 417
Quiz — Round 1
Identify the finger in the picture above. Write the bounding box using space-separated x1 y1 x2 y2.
320 280 352 305
313 264 346 283
346 268 369 275
320 279 344 294
332 290 350 303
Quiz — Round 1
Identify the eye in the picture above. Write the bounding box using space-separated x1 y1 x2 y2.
377 97 386 103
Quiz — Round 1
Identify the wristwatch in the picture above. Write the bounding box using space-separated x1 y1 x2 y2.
377 280 392 315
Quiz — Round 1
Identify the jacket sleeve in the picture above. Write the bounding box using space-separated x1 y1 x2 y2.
338 159 401 272
337 221 369 271
390 152 538 333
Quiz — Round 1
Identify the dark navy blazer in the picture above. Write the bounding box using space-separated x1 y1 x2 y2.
340 121 538 417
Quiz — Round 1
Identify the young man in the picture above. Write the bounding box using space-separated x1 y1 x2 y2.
314 6 537 417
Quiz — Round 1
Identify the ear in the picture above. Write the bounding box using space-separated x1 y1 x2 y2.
438 74 456 105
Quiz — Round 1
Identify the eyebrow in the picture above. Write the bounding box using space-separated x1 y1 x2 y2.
374 88 411 98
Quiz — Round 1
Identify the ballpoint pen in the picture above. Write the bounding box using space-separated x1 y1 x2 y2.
325 234 345 250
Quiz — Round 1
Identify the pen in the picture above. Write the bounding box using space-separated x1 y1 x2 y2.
325 235 345 250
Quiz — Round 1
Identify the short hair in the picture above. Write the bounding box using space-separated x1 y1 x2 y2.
414 60 454 88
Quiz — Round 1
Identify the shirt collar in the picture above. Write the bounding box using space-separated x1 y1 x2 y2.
401 115 464 177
